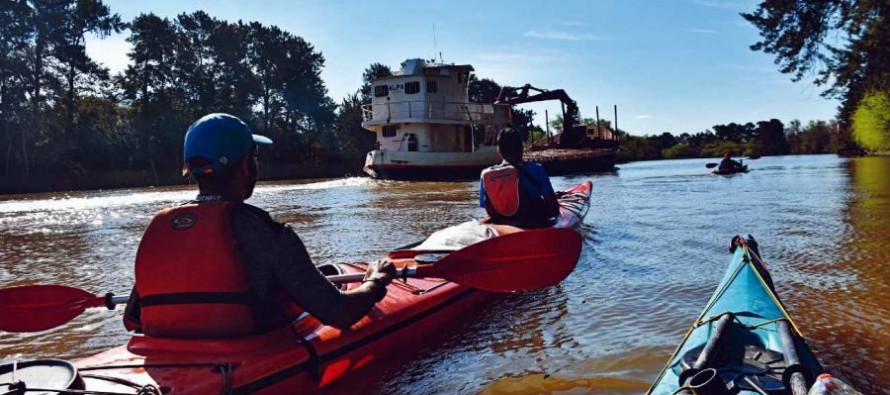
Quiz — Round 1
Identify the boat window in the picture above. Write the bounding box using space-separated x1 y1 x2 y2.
405 81 420 94
426 80 438 93
374 85 388 97
382 125 398 137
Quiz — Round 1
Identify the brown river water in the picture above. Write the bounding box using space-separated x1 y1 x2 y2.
1 155 888 394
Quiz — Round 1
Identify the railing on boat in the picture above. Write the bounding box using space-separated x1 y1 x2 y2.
361 101 508 124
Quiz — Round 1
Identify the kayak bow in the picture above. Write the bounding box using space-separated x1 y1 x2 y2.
647 234 822 395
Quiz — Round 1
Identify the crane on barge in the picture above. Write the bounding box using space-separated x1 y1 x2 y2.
495 84 592 149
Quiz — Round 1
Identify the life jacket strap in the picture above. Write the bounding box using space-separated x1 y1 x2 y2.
140 292 253 307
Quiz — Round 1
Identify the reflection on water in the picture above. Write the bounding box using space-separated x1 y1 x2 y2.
797 157 890 394
1 155 887 394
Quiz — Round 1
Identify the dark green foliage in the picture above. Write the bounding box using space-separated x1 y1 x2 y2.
468 75 500 104
742 0 890 149
0 4 347 192
360 62 392 104
618 118 847 162
466 74 538 141
786 119 843 154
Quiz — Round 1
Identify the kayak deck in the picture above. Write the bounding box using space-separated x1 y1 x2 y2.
553 180 592 228
647 235 822 394
74 260 485 394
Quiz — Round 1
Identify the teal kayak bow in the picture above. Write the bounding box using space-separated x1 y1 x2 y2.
647 234 822 395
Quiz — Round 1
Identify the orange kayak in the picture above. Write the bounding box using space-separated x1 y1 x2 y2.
1 181 592 394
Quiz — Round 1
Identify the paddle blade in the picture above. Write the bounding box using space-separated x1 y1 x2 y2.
747 155 761 160
420 228 583 292
0 285 105 333
705 163 718 169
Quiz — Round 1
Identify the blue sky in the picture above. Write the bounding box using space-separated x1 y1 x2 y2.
86 0 838 136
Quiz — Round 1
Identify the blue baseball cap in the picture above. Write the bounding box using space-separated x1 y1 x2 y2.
183 113 273 176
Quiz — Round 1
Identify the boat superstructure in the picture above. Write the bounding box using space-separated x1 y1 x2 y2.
361 59 508 180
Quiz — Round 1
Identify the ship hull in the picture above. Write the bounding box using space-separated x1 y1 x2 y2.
363 148 499 180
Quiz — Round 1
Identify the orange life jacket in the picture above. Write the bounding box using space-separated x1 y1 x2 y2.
481 165 522 217
133 202 297 338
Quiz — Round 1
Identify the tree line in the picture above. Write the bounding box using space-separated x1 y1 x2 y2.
615 119 848 162
0 1 362 193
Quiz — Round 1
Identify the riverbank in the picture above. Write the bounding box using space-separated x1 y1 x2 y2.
0 160 363 196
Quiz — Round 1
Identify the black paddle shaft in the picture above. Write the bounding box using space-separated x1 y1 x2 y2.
677 313 734 395
778 320 810 395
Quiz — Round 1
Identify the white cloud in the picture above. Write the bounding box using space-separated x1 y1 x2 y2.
524 30 611 41
635 115 654 120
686 28 720 35
85 33 131 75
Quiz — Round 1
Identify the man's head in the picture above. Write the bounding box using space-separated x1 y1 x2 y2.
183 113 273 201
496 128 523 162
723 151 732 160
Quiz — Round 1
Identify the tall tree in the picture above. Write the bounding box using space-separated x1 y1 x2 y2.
120 13 176 105
247 22 287 134
120 13 180 180
210 20 256 119
0 0 33 176
174 11 218 116
335 91 374 162
754 119 788 155
742 1 890 122
53 0 123 135
25 0 71 175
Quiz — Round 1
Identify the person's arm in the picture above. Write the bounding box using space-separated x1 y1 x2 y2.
268 235 393 329
534 165 560 218
233 205 394 329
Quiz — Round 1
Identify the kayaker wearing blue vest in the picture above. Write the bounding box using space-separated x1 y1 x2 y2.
122 113 395 338
479 128 560 227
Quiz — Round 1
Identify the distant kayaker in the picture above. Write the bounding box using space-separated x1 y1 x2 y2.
122 113 395 338
479 128 560 227
719 152 743 171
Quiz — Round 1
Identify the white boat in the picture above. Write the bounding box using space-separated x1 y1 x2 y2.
361 59 509 180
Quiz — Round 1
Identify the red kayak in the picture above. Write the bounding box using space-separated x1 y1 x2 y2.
0 181 592 394
552 180 592 228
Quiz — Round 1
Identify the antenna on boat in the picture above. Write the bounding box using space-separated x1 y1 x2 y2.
433 22 437 62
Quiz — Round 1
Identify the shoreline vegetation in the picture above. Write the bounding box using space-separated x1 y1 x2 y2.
1 2 886 195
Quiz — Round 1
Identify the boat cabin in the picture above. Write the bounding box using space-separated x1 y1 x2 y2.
362 59 506 153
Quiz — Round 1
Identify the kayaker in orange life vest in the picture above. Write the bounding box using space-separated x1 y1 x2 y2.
122 113 395 338
479 128 560 227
